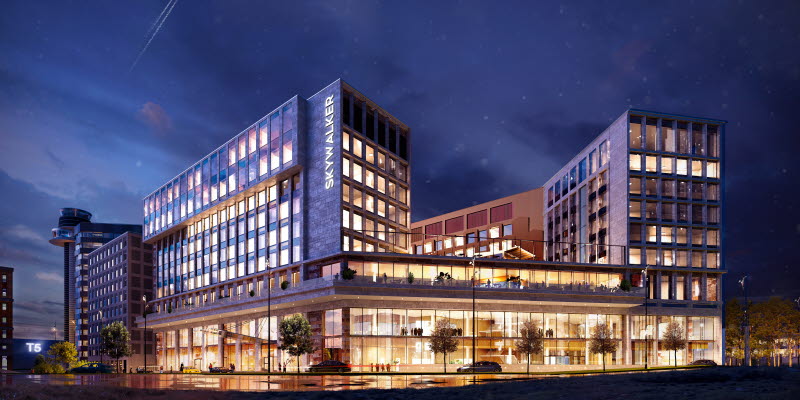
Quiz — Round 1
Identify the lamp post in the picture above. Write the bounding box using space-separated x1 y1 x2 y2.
267 267 272 373
98 310 104 364
642 266 649 370
739 276 750 367
470 255 478 366
51 322 57 341
142 294 148 373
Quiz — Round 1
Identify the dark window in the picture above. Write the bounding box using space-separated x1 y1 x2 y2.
399 131 408 160
353 102 363 133
342 94 351 126
389 126 397 154
366 109 375 141
378 119 386 147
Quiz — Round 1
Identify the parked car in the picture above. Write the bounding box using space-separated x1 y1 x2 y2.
689 359 717 366
209 367 231 373
182 367 201 373
307 360 352 373
69 362 114 374
457 361 502 373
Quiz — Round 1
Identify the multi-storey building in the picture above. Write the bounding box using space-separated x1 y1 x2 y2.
0 267 13 371
543 109 725 365
87 232 154 371
410 188 544 259
49 209 141 360
139 83 723 372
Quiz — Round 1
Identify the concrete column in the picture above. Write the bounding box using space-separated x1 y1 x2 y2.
217 323 224 368
254 339 262 371
622 314 631 365
685 272 692 301
173 329 180 372
653 321 660 366
670 272 676 300
187 327 193 369
701 273 708 301
201 324 207 370
235 324 242 371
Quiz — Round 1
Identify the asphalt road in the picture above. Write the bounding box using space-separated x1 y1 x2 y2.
0 373 546 392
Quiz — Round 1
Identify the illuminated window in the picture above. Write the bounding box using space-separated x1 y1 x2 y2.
645 156 658 172
353 138 363 158
629 247 641 264
629 153 642 171
706 161 719 178
676 159 688 175
691 160 703 177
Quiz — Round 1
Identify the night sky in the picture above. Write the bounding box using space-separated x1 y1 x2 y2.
1 1 798 339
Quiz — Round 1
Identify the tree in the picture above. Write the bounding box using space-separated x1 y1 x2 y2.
514 320 544 374
101 321 133 373
278 314 315 373
47 341 78 370
725 299 745 365
749 297 800 366
588 323 618 371
661 321 686 367
428 319 459 373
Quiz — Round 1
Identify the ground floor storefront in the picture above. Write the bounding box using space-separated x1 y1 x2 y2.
151 305 720 373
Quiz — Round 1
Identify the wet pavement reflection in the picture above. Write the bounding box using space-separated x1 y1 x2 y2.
0 373 545 392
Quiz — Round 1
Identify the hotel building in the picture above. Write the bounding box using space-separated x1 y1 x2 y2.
543 109 725 365
140 81 724 371
0 267 13 371
49 209 141 360
87 232 155 371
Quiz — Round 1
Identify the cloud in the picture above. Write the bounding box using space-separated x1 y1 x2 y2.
137 102 173 134
35 272 61 283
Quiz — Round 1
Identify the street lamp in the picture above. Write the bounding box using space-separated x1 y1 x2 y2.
739 276 750 367
642 266 649 370
267 267 272 373
470 255 478 366
51 322 57 341
142 294 148 373
98 310 104 364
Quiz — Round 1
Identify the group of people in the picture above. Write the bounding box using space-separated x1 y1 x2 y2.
370 363 392 372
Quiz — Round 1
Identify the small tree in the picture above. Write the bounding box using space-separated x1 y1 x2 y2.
101 321 133 373
661 321 686 367
588 323 618 372
278 314 315 373
514 320 544 374
428 319 459 373
47 341 78 370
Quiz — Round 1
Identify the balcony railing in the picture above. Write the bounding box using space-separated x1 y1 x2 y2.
335 275 643 296
347 229 627 265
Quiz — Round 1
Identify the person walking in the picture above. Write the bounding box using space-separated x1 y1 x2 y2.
180 363 184 372
208 363 213 372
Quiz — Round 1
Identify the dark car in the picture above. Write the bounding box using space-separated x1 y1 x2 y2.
457 361 502 373
209 367 231 373
689 359 717 366
308 360 352 373
69 362 114 374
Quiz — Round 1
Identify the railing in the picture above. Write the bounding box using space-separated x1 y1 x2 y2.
347 230 627 265
149 277 332 317
334 275 643 296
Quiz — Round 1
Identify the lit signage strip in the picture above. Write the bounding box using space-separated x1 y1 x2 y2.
324 94 336 189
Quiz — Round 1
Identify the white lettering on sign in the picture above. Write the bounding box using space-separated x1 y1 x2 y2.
323 94 336 189
26 343 42 352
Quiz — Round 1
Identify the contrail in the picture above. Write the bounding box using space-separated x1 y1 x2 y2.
129 0 179 73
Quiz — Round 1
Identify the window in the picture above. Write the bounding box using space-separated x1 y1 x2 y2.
646 225 658 243
490 203 513 222
629 153 642 171
502 224 513 236
677 122 689 153
691 160 703 177
629 224 642 242
676 159 688 176
629 116 642 148
466 210 488 229
692 124 705 155
645 202 658 220
645 118 657 151
677 205 688 223
599 140 609 166
707 125 720 157
645 156 658 173
629 247 642 264
629 177 641 195
706 161 719 179
589 150 597 174
662 180 675 198
661 226 673 243
353 138 363 158
645 178 658 197
661 157 674 174
629 201 642 218
661 203 674 221
661 120 675 152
